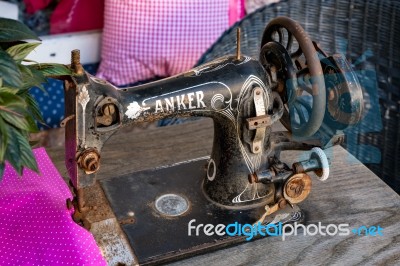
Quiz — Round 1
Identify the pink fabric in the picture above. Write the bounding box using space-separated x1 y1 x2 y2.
229 0 246 25
97 0 244 86
23 0 52 14
0 148 106 265
50 0 104 34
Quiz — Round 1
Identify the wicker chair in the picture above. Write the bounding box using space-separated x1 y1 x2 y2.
197 0 400 193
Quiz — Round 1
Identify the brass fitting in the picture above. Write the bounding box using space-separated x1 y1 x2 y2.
77 148 101 174
71 49 84 75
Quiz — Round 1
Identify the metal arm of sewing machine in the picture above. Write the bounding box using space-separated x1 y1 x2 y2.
62 17 363 225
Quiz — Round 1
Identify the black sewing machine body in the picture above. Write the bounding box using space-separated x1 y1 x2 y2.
62 17 364 265
67 56 278 205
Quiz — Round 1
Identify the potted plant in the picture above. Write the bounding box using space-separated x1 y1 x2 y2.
0 17 71 179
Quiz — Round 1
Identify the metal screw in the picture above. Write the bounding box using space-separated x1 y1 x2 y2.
71 49 84 75
71 49 80 66
236 27 241 60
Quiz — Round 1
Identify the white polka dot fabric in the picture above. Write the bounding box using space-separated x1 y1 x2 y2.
0 148 106 265
31 80 65 129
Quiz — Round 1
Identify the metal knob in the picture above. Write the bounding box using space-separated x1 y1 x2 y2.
77 148 101 174
292 147 330 181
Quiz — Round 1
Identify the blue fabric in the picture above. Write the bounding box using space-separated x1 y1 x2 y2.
30 63 99 129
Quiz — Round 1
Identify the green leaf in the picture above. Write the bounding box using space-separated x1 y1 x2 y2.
26 65 47 93
4 127 21 174
0 41 25 51
0 116 7 162
32 63 72 77
0 86 18 94
3 126 38 176
29 140 40 147
0 92 37 132
22 92 45 124
22 58 39 64
0 110 33 132
18 64 47 92
14 128 38 173
0 91 28 113
6 42 41 62
0 48 22 88
0 18 40 43
0 163 4 181
25 115 39 133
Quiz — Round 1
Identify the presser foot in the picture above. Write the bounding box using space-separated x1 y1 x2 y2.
254 198 292 225
95 158 304 265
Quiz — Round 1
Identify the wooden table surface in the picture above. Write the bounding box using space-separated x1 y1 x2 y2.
46 118 400 266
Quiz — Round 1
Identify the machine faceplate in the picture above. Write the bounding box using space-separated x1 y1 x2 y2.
100 159 303 265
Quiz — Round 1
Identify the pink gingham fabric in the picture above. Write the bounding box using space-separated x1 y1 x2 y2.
97 0 244 86
0 148 106 265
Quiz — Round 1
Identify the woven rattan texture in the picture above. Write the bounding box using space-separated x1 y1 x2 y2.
197 0 400 192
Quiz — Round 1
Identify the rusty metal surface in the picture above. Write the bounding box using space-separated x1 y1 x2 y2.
63 78 78 188
82 181 138 266
90 218 138 266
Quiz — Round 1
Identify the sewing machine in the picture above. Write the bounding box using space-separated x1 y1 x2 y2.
62 17 363 265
